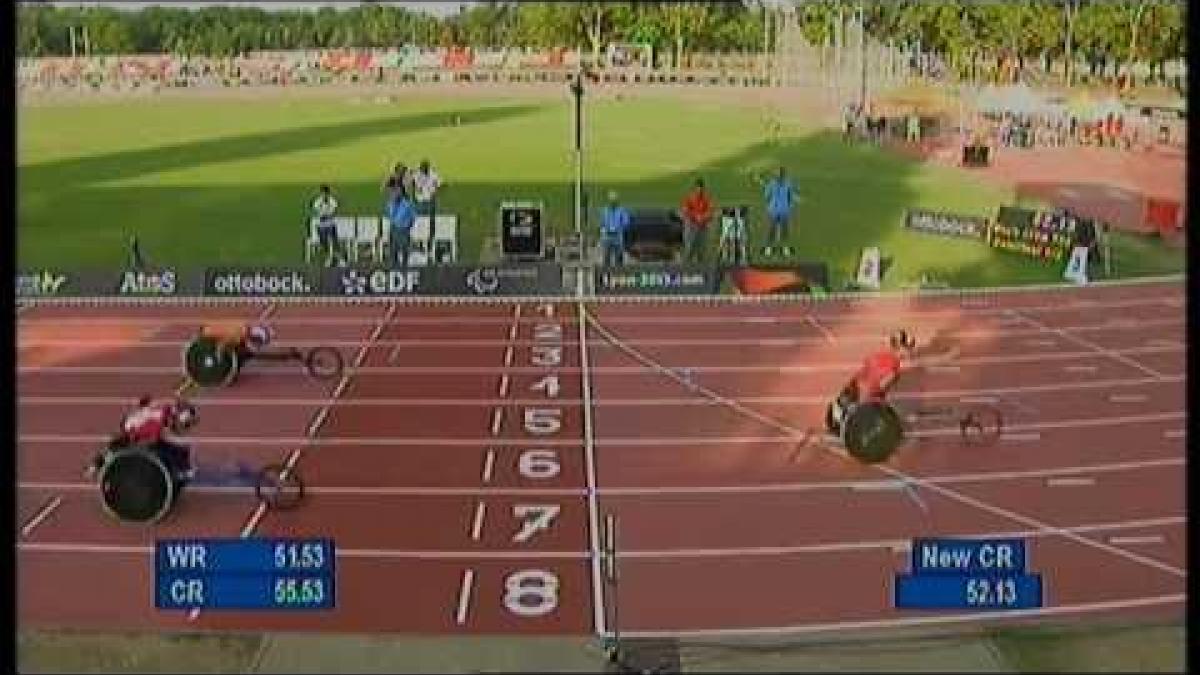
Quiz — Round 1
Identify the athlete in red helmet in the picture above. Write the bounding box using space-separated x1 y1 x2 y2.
828 329 957 434
88 395 198 482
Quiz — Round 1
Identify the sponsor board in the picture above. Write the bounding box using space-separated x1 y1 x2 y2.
725 262 830 296
856 247 882 290
904 209 990 239
115 268 192 296
321 264 563 297
204 268 317 296
594 266 719 295
16 270 72 298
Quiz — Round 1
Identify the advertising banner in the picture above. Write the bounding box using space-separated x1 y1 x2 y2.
16 268 203 298
203 267 320 297
321 264 564 297
725 262 830 296
594 265 719 296
904 209 990 239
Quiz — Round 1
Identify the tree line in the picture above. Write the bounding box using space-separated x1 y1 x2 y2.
17 1 1186 81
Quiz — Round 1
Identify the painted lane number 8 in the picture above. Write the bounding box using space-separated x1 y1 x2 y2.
503 569 559 617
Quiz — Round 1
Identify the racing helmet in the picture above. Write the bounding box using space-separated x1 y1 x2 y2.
888 328 916 352
246 324 273 349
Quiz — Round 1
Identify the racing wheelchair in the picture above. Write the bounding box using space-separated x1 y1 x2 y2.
825 383 1003 464
183 335 344 387
95 445 305 525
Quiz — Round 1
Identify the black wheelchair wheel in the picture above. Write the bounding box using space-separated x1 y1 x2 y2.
824 402 840 434
303 347 344 380
99 448 175 524
841 402 905 464
959 405 1004 446
183 336 240 387
255 464 305 510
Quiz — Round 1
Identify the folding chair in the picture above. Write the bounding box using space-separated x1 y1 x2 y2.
355 216 383 262
333 216 357 263
303 217 322 263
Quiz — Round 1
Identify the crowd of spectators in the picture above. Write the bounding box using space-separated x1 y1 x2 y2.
986 111 1144 151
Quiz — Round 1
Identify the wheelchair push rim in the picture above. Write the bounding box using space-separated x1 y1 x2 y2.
99 448 176 525
303 346 344 380
255 464 305 510
958 404 1004 446
183 336 240 387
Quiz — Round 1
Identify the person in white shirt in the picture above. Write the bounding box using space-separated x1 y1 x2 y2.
312 185 342 267
412 159 441 225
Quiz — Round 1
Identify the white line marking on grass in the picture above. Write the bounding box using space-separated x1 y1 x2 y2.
454 569 475 625
490 407 504 436
1046 477 1096 487
20 495 62 537
470 502 487 540
481 449 496 483
1109 535 1165 545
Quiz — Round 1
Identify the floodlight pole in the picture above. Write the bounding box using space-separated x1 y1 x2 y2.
571 68 584 242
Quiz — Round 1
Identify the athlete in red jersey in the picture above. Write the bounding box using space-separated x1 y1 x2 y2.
828 330 916 434
88 396 197 480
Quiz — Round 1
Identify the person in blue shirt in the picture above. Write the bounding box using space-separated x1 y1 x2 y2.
599 191 631 268
763 167 797 257
387 195 417 269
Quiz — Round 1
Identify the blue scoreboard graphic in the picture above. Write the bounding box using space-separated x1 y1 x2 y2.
895 538 1044 610
155 539 335 610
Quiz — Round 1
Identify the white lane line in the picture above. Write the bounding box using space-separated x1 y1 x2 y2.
17 516 1184 560
18 456 1185 498
21 410 1187 448
20 495 63 537
1109 535 1166 546
389 344 402 363
17 315 1184 350
1000 432 1042 442
746 316 778 323
1145 339 1184 349
498 374 510 398
805 316 836 344
1164 430 1185 439
927 365 962 374
577 306 607 635
1046 477 1096 487
21 375 1181 409
615 594 1185 640
481 449 496 483
1109 393 1148 403
454 569 475 625
503 346 514 368
20 343 1183 375
470 502 487 541
1024 339 1057 348
490 407 504 436
1063 364 1099 373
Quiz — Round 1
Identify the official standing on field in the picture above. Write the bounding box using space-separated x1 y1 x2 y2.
311 184 341 267
599 191 631 268
387 194 417 269
680 178 714 264
762 167 797 258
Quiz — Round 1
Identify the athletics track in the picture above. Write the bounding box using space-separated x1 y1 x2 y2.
16 278 1185 637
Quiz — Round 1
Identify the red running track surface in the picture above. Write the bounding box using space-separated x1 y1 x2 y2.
16 281 1185 637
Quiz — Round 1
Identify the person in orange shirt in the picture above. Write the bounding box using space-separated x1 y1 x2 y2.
680 178 715 263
